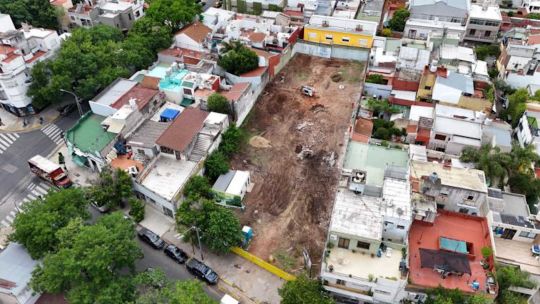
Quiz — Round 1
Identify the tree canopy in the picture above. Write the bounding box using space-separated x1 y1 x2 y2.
28 21 171 109
388 8 410 32
425 287 490 304
204 151 230 181
31 212 142 304
207 93 231 115
0 0 60 29
145 0 202 32
10 188 89 259
503 88 529 127
279 275 335 304
218 41 259 76
87 167 134 210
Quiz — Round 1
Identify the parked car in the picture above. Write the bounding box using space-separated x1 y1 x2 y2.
137 228 165 249
185 258 219 284
57 103 76 116
164 244 188 264
91 201 109 213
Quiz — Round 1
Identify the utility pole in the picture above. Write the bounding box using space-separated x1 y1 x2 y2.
194 226 204 261
60 89 83 117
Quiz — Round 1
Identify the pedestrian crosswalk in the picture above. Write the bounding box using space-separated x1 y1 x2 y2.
41 124 64 145
0 133 19 154
0 181 51 228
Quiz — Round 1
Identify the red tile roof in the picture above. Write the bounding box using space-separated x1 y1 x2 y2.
249 32 266 43
528 34 540 46
408 211 494 295
220 82 250 102
25 50 46 64
156 108 209 152
110 85 158 110
175 22 211 44
351 118 373 143
0 45 20 63
140 76 161 90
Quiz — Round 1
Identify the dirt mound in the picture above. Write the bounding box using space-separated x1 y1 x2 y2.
249 136 271 148
331 73 342 82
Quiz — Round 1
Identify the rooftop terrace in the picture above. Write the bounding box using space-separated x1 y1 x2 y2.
408 211 494 293
140 156 198 201
410 160 488 193
324 247 403 281
343 142 408 187
66 113 116 153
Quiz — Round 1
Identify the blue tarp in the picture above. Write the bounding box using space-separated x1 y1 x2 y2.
160 108 180 122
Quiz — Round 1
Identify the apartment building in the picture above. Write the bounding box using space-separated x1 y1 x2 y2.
304 15 377 49
0 15 61 116
465 3 502 43
68 0 144 31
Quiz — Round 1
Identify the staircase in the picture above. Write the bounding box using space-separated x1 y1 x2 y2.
188 133 214 162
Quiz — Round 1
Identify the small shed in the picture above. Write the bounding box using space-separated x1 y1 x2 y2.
212 170 251 207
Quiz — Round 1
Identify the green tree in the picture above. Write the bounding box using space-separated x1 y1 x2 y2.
279 274 335 304
528 13 540 19
88 167 134 209
183 175 213 199
381 28 393 37
31 212 142 304
207 93 231 115
388 8 410 32
202 206 243 253
166 280 217 304
0 0 60 29
219 124 245 157
252 2 263 15
237 0 247 13
10 188 89 259
498 291 528 304
367 99 400 116
505 88 529 126
129 198 146 223
204 151 230 181
218 42 259 75
145 0 202 31
475 44 501 60
460 145 511 188
128 18 173 54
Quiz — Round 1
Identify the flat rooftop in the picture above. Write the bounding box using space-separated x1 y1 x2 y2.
324 247 402 280
408 211 493 293
410 160 488 193
343 142 409 187
66 113 116 153
330 190 383 240
494 238 540 276
141 156 198 201
92 78 137 106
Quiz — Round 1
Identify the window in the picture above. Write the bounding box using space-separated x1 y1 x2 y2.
434 134 446 141
135 10 141 17
469 29 476 36
336 279 346 285
341 37 350 43
338 237 350 249
308 33 317 39
459 207 470 214
467 195 474 200
424 85 431 90
397 225 405 230
485 31 491 37
519 122 524 131
485 21 499 26
160 146 174 154
519 231 536 239
325 34 333 41
356 240 370 250
128 13 132 20
469 19 484 25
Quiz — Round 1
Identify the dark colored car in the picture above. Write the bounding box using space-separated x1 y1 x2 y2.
137 228 165 249
185 258 219 284
57 103 76 116
164 244 188 264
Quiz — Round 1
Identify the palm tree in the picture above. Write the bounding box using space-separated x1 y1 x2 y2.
461 145 511 188
510 144 539 175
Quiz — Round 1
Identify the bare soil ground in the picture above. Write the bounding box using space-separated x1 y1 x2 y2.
231 54 365 272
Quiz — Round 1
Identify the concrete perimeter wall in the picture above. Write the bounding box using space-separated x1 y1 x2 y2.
293 40 370 61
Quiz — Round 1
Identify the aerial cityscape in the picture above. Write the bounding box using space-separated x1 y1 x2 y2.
1 0 540 303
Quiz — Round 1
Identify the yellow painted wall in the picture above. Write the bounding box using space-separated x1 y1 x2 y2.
304 27 374 48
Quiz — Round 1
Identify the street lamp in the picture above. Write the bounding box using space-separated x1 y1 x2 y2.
183 226 204 261
60 89 83 117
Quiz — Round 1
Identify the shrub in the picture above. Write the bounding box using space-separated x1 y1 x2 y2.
129 198 145 222
365 74 386 84
205 151 230 181
183 175 213 199
218 43 259 75
388 8 410 32
207 93 231 114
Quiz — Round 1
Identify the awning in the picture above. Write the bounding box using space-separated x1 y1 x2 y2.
181 97 194 107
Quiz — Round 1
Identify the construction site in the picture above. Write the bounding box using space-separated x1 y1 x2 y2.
231 54 366 272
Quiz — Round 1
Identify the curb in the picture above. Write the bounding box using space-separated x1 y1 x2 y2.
0 113 61 134
217 279 259 304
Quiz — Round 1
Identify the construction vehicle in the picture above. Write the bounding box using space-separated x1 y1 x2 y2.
301 85 315 97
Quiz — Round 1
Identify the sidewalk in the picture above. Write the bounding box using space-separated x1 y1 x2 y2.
47 145 96 187
0 107 60 133
162 228 284 304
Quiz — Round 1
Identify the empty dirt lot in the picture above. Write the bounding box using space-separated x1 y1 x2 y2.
231 54 365 272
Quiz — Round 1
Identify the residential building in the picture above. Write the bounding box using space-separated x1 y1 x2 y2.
488 188 540 276
404 0 471 41
228 0 286 12
408 210 497 296
0 15 62 116
303 15 377 49
133 108 229 217
410 160 489 216
50 0 75 32
174 22 212 52
0 243 40 304
521 0 540 13
465 3 502 43
482 120 513 153
498 41 540 88
515 105 540 156
68 0 144 31
320 165 412 304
